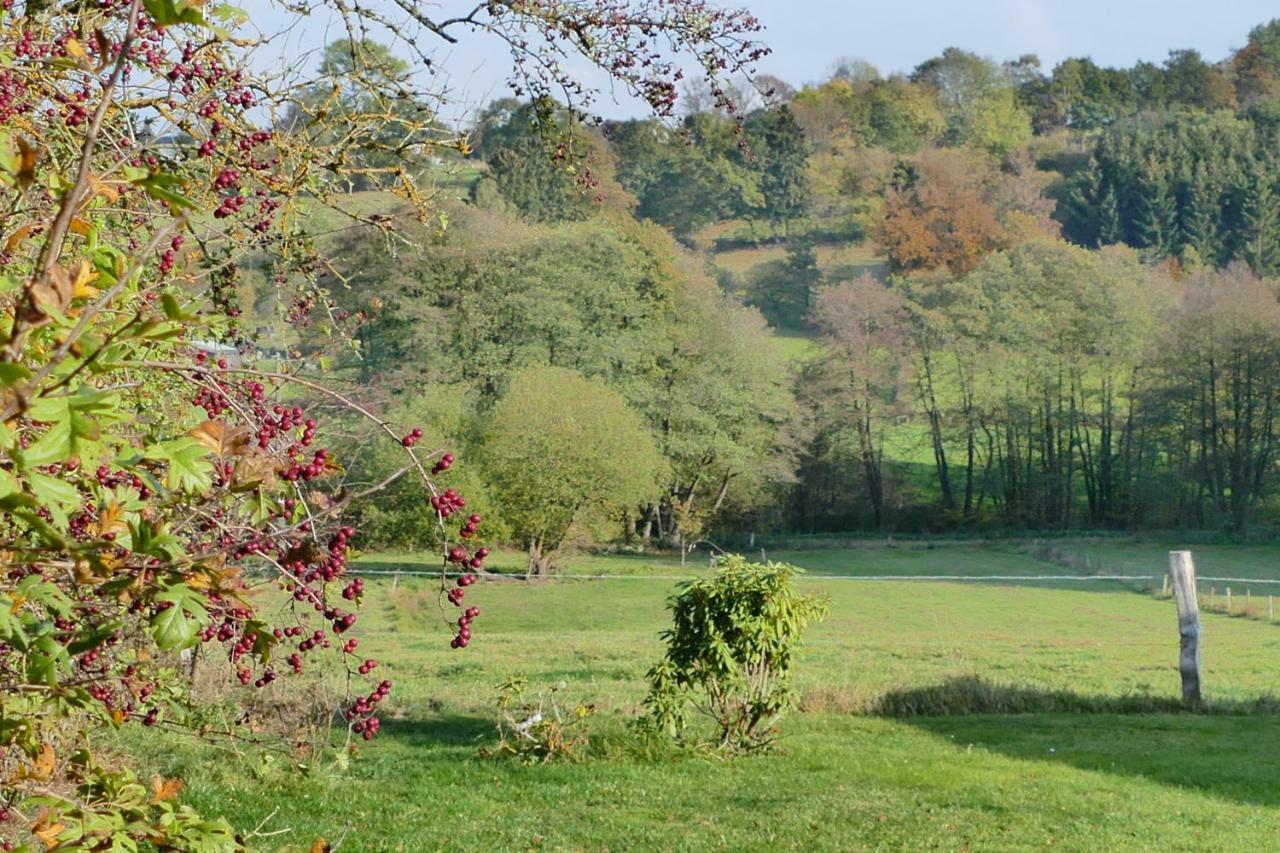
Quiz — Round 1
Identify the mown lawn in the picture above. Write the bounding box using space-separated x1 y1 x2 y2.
124 543 1280 850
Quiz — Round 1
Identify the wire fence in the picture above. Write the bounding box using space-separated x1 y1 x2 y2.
352 567 1280 585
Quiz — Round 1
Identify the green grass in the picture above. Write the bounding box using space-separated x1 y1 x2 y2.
123 542 1280 850
769 329 824 365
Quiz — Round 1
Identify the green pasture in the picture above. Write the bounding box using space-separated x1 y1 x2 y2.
127 541 1280 850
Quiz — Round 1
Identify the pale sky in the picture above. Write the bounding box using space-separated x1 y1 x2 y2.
243 0 1280 121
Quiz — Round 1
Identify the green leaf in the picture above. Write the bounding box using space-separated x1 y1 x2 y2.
151 585 208 650
22 391 115 468
130 519 186 561
142 0 206 26
28 632 70 686
0 363 32 388
26 471 81 527
161 293 198 321
0 467 18 499
0 596 26 646
146 437 213 494
134 170 197 210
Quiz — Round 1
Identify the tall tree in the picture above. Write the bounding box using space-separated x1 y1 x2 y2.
1134 159 1179 259
1237 164 1280 276
809 276 912 529
1183 163 1223 264
752 105 812 232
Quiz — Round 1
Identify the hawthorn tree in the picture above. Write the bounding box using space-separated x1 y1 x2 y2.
0 0 769 847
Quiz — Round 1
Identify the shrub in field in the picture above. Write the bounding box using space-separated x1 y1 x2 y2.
643 556 828 751
488 676 595 763
0 0 766 847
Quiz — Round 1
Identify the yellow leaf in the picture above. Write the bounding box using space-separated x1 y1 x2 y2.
65 37 87 60
30 743 55 781
310 839 330 853
68 216 93 238
151 774 184 802
33 821 66 849
71 259 100 300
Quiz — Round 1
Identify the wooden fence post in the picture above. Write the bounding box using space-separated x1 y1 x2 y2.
1162 574 1170 597
1169 551 1203 707
1270 595 1275 621
1227 587 1232 614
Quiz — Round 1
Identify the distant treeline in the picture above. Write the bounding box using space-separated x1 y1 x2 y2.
271 22 1280 555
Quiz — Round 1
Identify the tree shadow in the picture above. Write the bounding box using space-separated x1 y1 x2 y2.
874 676 1280 807
378 714 494 747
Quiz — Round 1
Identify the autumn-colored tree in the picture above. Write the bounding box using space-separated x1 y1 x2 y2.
876 149 1008 274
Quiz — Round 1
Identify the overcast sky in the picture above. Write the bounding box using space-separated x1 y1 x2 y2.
245 0 1280 121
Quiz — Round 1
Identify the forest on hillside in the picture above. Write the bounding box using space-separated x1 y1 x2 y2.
258 24 1280 565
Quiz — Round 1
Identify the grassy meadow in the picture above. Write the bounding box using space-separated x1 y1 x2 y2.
116 539 1280 850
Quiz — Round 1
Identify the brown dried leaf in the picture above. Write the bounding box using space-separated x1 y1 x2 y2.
4 224 34 253
72 559 99 584
14 137 37 191
97 501 128 537
94 29 112 70
33 821 66 849
30 743 55 781
27 265 74 317
151 774 184 802
231 452 276 489
190 419 250 456
87 176 121 205
310 839 331 853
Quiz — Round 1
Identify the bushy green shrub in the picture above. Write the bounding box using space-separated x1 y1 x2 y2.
643 556 828 751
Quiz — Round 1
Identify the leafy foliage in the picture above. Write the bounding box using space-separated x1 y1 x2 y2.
483 367 666 574
643 556 827 751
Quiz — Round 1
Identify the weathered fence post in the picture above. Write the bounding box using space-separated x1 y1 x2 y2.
1162 574 1170 597
1227 586 1232 614
1270 595 1275 621
1169 551 1203 707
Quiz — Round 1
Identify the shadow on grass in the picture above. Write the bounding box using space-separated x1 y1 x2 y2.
875 676 1280 807
379 714 494 747
869 675 1280 717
